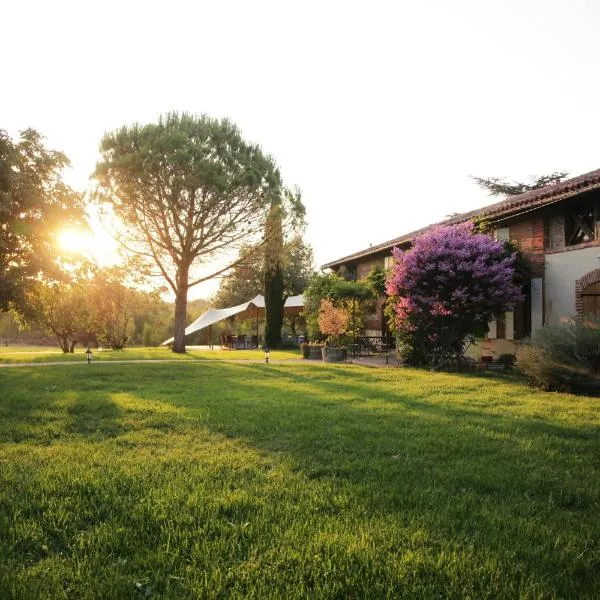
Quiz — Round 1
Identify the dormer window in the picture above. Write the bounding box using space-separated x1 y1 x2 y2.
565 202 597 246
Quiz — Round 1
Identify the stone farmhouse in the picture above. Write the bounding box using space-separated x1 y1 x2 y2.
322 169 600 358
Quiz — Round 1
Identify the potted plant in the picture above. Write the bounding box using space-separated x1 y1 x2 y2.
301 342 324 360
318 299 349 363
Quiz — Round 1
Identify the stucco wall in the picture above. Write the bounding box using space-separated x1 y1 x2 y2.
545 246 600 322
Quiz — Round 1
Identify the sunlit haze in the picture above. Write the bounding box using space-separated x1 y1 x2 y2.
58 222 118 267
5 0 600 300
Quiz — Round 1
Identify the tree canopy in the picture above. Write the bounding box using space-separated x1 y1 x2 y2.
303 272 376 341
0 129 84 311
22 264 167 352
24 277 89 353
472 171 568 197
94 112 302 352
213 236 314 308
87 266 154 350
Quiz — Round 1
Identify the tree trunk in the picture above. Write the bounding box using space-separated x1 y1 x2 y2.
172 268 189 353
57 335 69 353
69 340 76 353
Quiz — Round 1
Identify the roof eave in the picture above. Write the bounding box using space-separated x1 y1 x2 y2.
321 176 600 270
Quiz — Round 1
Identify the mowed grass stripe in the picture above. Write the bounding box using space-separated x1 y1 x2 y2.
0 363 598 599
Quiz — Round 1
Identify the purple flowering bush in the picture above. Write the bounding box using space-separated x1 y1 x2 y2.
386 222 523 369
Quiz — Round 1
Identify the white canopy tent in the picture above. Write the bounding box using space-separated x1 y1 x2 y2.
161 294 305 346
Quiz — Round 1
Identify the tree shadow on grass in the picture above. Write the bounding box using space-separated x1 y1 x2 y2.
142 362 599 596
66 393 123 439
148 362 599 521
2 363 599 597
0 367 129 443
171 363 600 575
251 363 599 441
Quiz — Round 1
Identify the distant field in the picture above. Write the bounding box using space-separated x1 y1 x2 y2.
0 362 599 598
0 345 300 364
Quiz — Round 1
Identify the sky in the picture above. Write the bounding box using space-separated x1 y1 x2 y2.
4 0 600 299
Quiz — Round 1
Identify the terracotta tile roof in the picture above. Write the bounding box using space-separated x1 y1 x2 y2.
321 167 600 269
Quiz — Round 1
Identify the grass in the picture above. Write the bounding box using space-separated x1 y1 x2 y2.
0 345 300 364
0 362 599 598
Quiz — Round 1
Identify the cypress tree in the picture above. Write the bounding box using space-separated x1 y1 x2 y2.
264 199 285 348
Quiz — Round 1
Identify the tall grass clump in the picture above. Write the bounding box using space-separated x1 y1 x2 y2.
516 316 600 391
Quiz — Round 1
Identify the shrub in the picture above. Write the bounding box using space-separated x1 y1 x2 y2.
386 222 523 369
515 345 557 390
516 317 600 391
496 353 516 367
317 299 348 347
303 272 375 341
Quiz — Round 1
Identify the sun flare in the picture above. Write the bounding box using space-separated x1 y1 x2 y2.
58 228 93 253
57 227 116 264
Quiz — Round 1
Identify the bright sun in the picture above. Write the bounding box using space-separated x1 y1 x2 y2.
57 225 119 266
58 228 93 252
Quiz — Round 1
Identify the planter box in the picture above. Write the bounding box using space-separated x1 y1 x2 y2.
302 344 323 360
322 346 347 363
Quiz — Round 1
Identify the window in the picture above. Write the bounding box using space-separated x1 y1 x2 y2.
565 202 597 246
337 264 357 280
495 227 510 242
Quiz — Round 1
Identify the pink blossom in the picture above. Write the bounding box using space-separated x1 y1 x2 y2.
386 221 525 367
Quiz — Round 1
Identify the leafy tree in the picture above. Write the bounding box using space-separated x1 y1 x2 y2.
318 299 348 346
472 171 568 197
303 273 338 340
213 234 313 341
24 279 89 353
88 266 155 350
94 112 301 353
0 310 21 343
0 129 84 311
365 266 387 297
283 236 314 297
214 236 313 309
213 246 263 308
303 273 375 340
386 222 523 369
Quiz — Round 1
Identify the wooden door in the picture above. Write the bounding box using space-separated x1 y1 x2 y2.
582 281 600 315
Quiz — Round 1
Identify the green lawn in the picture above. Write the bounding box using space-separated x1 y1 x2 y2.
0 363 599 599
0 345 300 364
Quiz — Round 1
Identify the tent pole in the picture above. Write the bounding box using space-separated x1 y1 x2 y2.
256 308 259 348
208 324 212 349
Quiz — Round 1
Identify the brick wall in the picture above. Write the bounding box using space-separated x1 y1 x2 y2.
509 215 545 277
548 213 565 250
